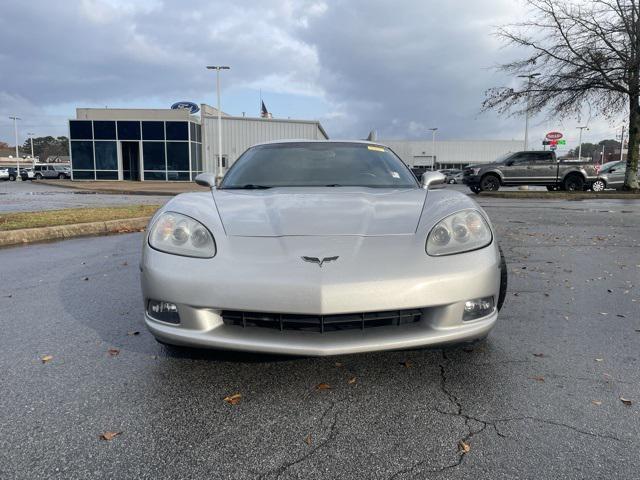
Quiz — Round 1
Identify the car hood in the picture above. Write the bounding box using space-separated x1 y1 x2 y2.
213 187 427 237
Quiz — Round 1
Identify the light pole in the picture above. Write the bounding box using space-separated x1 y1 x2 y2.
619 125 626 162
428 127 438 170
206 65 230 182
517 73 540 150
576 126 589 160
28 132 35 161
9 116 22 181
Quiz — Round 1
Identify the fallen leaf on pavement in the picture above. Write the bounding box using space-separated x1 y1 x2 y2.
533 353 545 358
224 393 242 405
304 434 312 446
616 314 626 318
400 360 413 368
620 397 633 406
107 348 120 356
127 331 140 336
530 376 545 383
595 358 604 362
459 440 470 453
348 377 357 385
315 383 331 391
83 277 89 281
591 400 602 406
122 261 128 266
100 431 121 441
41 354 53 363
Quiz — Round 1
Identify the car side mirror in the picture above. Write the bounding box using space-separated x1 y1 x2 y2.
194 173 217 188
421 171 446 189
505 160 514 166
609 168 616 172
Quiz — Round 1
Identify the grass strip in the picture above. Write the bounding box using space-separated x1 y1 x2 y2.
0 205 160 231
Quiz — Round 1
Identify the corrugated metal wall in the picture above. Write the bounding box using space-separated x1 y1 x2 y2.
202 116 327 174
382 140 525 168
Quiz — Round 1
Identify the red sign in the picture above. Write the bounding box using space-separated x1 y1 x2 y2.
546 131 563 140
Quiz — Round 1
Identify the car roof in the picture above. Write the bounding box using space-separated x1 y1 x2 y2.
249 139 392 149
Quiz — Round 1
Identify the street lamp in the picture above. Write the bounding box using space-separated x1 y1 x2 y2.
206 65 230 182
517 73 541 150
428 127 438 170
576 126 589 160
28 132 35 161
9 116 22 181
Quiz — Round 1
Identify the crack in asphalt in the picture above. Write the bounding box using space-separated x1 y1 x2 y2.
386 350 621 479
254 398 342 480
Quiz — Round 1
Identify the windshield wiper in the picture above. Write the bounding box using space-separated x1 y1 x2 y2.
224 184 273 190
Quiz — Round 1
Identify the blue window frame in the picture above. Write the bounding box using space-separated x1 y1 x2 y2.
71 141 94 169
143 142 166 170
166 142 189 170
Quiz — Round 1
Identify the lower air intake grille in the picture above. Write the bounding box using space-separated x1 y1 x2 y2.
221 309 422 333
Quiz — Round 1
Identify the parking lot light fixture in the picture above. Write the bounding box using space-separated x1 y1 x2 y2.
576 126 589 160
428 128 438 170
9 116 22 181
206 65 231 183
517 73 541 150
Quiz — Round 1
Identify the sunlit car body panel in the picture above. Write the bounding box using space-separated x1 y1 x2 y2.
140 141 504 356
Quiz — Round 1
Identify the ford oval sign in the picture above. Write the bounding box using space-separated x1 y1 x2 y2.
171 101 200 114
545 131 563 140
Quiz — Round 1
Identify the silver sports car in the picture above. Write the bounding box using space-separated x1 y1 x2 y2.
140 141 507 356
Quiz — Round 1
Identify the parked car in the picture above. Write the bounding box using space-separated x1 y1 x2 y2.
0 168 9 181
590 161 635 191
34 164 71 179
445 171 464 184
462 151 598 193
6 167 32 181
141 140 507 355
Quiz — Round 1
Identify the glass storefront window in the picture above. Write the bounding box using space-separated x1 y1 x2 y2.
166 121 188 140
71 141 94 169
117 121 141 140
143 142 166 170
95 141 118 170
142 121 165 140
96 171 119 180
166 142 189 170
93 121 116 140
70 121 93 140
167 171 190 181
144 171 167 181
72 170 95 180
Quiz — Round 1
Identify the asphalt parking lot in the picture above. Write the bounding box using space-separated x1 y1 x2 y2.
1 196 639 479
0 180 168 212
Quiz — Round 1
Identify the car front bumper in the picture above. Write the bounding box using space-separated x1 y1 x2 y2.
140 237 501 356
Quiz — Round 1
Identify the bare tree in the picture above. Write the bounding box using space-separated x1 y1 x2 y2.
483 0 639 191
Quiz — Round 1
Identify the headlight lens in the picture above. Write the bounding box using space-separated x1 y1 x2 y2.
148 212 216 258
426 209 492 256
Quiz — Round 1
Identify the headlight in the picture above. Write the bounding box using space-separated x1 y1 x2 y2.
148 212 216 258
471 168 481 175
426 209 492 256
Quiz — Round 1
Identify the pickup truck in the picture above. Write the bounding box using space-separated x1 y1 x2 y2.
462 151 598 193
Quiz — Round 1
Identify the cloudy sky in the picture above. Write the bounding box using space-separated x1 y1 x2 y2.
0 0 626 152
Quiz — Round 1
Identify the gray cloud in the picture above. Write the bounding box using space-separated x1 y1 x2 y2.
2 0 594 144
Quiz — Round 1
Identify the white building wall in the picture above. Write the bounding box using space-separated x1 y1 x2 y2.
381 140 525 168
202 115 328 174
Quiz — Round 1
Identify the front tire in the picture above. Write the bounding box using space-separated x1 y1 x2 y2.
9 175 15 181
58 173 65 179
497 245 508 311
35 173 42 180
563 174 585 191
480 174 500 192
591 179 606 192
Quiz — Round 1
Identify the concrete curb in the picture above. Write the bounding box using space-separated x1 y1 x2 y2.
474 191 640 200
36 180 200 196
0 217 151 248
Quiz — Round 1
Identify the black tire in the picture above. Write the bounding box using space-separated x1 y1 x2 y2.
35 173 42 180
480 174 500 192
497 245 508 311
58 173 65 179
591 179 606 192
563 174 585 191
546 185 560 192
9 175 15 181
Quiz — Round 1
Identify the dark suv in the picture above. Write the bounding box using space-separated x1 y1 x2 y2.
462 151 598 193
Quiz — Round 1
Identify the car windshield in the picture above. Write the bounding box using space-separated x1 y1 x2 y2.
221 142 418 189
599 161 623 173
495 152 515 163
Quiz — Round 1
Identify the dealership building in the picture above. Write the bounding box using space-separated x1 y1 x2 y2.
69 104 523 181
68 104 328 181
